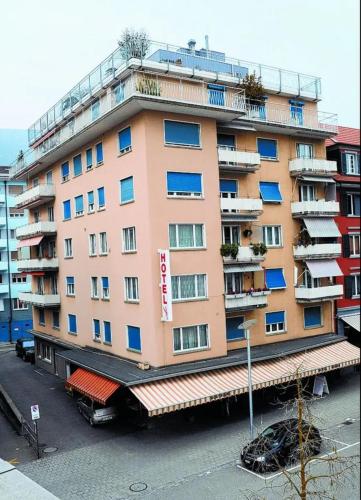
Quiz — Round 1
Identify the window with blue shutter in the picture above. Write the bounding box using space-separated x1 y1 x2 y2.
87 191 94 212
265 311 286 333
73 154 82 176
104 321 112 343
101 276 109 299
127 325 141 351
118 127 132 153
61 161 69 181
304 306 322 328
96 143 103 164
63 200 71 220
97 187 105 208
257 139 278 159
68 314 77 334
220 179 237 193
217 134 235 149
93 319 100 339
66 276 75 295
208 84 225 106
226 316 245 341
120 177 134 203
74 195 84 215
164 120 200 147
289 100 304 126
265 268 286 289
259 182 283 203
86 149 93 169
167 172 202 196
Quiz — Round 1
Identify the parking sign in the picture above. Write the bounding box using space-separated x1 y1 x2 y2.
31 404 40 420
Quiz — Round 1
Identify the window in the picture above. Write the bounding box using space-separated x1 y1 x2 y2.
300 184 315 202
89 234 97 256
12 273 27 283
347 193 360 216
120 177 134 204
208 84 225 106
63 200 71 220
226 317 245 341
68 314 77 334
10 251 18 261
74 195 84 216
96 143 103 164
52 311 60 329
257 138 278 160
265 311 286 334
220 179 237 198
46 171 53 184
73 154 82 176
164 120 200 147
66 276 75 296
167 172 202 197
352 275 360 297
97 187 105 209
263 226 282 247
169 224 205 249
127 326 141 352
304 306 322 329
91 99 100 121
345 153 360 175
101 276 109 299
259 182 282 203
33 210 40 222
10 229 16 239
113 82 125 104
124 277 139 301
217 134 235 150
350 234 360 257
87 191 94 213
9 208 24 218
225 272 243 294
39 309 45 326
118 127 132 153
99 232 108 255
103 321 112 344
173 324 209 352
222 226 240 245
91 277 99 298
93 319 100 340
265 268 286 289
8 185 23 195
296 143 313 159
41 344 51 362
61 162 69 182
290 101 304 125
122 227 136 252
12 298 27 310
86 148 93 170
48 206 54 221
172 274 207 301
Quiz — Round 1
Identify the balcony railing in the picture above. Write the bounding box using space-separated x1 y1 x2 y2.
293 243 342 260
295 284 343 302
220 197 263 214
291 200 340 217
289 158 337 176
19 292 60 307
217 147 261 173
16 221 57 239
223 246 265 263
15 183 55 209
225 291 270 310
17 258 59 272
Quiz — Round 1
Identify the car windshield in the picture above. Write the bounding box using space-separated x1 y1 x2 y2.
23 341 34 348
259 424 285 442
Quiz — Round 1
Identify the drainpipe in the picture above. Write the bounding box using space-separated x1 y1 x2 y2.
4 180 13 343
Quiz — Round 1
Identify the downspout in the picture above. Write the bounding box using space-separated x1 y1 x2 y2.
4 180 13 343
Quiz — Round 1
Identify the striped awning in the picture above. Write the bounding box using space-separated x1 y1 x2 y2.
130 341 360 416
224 264 263 273
342 314 360 332
66 368 120 405
306 259 343 278
17 236 43 248
300 176 335 184
303 218 340 238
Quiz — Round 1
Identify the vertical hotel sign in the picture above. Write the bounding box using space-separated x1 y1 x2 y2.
159 249 172 321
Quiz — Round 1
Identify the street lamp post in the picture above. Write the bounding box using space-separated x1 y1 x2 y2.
238 319 257 440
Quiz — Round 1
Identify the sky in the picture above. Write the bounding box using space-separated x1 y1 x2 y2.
0 0 359 139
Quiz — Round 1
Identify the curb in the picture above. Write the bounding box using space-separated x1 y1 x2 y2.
0 382 24 427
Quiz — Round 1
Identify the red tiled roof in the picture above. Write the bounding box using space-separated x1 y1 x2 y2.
326 126 360 147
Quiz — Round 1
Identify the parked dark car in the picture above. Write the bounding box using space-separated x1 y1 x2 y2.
15 338 35 363
76 396 119 426
241 419 322 472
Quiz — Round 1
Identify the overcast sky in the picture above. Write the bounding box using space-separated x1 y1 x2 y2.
1 0 359 135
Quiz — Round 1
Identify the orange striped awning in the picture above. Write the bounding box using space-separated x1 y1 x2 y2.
130 341 360 417
66 368 120 405
17 236 43 248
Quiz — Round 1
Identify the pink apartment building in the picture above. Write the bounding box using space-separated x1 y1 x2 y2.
11 40 360 417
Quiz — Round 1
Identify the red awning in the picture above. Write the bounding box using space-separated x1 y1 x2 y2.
66 368 120 405
17 236 44 248
26 271 45 276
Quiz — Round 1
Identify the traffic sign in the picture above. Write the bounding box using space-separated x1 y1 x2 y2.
30 404 40 421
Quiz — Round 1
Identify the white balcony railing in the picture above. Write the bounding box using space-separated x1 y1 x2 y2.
293 243 342 260
291 200 339 217
295 285 343 302
19 292 60 307
289 158 337 176
217 148 261 172
15 183 55 209
17 258 59 272
221 197 263 213
223 246 265 263
225 292 270 310
16 221 57 239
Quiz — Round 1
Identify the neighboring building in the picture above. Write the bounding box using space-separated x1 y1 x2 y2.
326 127 360 345
10 39 359 416
0 166 32 342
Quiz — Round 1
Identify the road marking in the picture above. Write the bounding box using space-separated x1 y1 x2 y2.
236 464 268 480
34 369 44 376
8 458 19 465
321 435 349 446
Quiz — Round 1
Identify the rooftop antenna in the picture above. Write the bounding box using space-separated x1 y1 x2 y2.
205 35 209 51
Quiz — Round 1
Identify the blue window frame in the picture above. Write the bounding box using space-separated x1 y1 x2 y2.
120 177 134 203
104 321 112 343
66 276 75 296
74 195 84 215
265 268 286 289
87 191 94 212
61 161 69 181
63 200 71 220
73 154 82 176
304 306 322 328
265 311 286 334
86 148 93 169
113 83 125 104
164 120 200 147
38 309 45 326
220 179 237 193
226 316 245 341
257 138 278 160
97 187 105 208
91 100 100 121
96 143 103 164
259 182 283 203
118 127 132 153
127 325 141 351
68 314 77 334
289 100 304 126
93 319 100 339
167 172 202 196
217 134 235 149
208 84 225 106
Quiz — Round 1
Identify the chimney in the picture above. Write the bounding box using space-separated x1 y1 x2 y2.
187 39 196 53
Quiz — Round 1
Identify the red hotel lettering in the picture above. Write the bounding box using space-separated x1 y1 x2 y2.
162 285 167 294
160 253 166 263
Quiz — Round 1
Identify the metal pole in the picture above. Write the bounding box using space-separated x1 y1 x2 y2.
246 329 254 440
34 420 40 459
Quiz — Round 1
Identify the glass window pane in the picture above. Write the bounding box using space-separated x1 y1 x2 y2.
180 275 195 298
171 277 179 299
194 225 203 247
178 225 194 247
198 325 208 346
197 275 206 297
173 329 181 351
183 326 198 349
169 225 177 247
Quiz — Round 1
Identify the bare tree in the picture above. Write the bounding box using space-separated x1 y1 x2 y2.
118 28 150 60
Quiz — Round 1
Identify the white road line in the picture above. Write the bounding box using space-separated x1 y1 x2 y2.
236 464 267 480
33 370 44 376
321 435 350 446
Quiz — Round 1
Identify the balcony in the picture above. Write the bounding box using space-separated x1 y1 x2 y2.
289 158 337 177
16 221 57 240
15 184 55 209
217 147 261 173
293 243 342 260
17 258 59 272
223 246 265 264
0 217 6 226
220 198 263 222
295 285 343 302
225 291 270 311
291 200 339 218
19 292 60 308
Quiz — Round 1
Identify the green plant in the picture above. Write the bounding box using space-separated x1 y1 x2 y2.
250 242 268 256
118 28 150 60
239 73 266 105
17 150 24 162
220 243 239 259
136 78 161 96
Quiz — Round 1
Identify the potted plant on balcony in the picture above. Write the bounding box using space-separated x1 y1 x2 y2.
243 228 253 238
17 150 24 166
250 242 268 256
136 77 161 96
220 243 239 260
240 73 266 119
118 28 150 60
